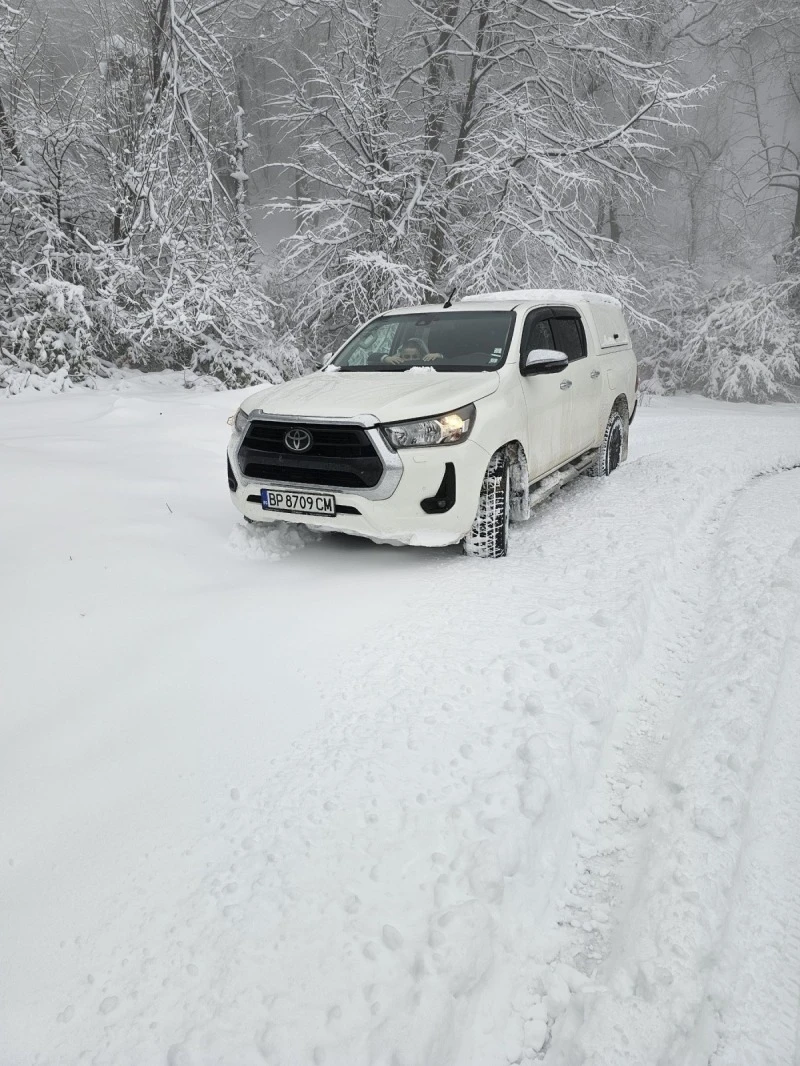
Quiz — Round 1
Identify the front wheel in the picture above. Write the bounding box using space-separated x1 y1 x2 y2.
463 450 511 558
588 407 628 478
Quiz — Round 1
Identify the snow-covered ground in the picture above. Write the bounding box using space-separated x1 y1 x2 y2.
1 380 799 1066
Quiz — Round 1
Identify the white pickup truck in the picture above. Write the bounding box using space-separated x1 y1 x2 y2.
227 289 638 557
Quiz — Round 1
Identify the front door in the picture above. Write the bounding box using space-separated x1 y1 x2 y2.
518 310 571 479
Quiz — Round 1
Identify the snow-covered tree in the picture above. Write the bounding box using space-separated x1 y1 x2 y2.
0 0 308 394
265 0 694 349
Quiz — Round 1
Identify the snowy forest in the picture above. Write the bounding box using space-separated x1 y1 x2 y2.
1 0 800 402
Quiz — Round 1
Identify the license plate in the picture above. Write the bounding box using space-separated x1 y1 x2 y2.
260 488 336 516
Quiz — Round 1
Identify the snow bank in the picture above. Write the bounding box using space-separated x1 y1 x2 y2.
228 519 320 560
1 366 227 399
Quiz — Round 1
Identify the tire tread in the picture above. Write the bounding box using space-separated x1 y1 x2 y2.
463 450 510 558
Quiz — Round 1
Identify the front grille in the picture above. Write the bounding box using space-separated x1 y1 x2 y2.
238 420 383 490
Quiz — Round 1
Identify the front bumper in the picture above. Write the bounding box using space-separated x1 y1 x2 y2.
227 434 490 547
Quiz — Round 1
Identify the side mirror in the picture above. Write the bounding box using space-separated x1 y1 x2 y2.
523 348 569 375
319 351 335 368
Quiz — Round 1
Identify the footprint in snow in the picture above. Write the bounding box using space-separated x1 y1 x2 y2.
524 695 543 716
98 995 119 1015
166 1045 193 1066
343 895 361 914
382 925 404 950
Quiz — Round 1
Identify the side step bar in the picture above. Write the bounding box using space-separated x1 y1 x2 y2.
528 453 593 509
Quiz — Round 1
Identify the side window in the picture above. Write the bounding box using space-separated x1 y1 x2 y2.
551 317 586 361
527 319 556 351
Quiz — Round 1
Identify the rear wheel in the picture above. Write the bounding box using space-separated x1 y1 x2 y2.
463 449 511 558
588 407 628 478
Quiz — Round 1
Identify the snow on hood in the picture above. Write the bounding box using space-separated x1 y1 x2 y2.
462 288 622 308
241 369 500 423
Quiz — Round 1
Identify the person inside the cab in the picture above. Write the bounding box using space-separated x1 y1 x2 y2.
381 337 443 366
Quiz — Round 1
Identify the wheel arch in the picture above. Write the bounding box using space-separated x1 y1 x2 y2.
504 438 528 466
610 393 630 462
503 439 531 523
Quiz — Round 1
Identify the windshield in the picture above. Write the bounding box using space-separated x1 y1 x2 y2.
332 311 515 372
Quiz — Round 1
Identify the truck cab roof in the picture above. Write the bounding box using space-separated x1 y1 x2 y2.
385 289 623 316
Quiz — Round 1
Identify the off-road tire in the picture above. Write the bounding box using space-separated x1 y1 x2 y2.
463 449 511 558
588 407 628 478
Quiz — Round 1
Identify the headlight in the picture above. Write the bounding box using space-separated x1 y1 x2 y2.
227 408 249 434
381 404 476 448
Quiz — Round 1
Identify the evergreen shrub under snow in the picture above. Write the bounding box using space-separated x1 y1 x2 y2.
641 273 800 402
0 232 308 396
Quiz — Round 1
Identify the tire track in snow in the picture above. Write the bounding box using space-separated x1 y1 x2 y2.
539 469 800 1066
500 460 730 1061
458 453 800 1064
703 578 800 1066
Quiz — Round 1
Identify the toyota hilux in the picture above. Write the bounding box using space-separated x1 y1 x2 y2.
226 289 638 558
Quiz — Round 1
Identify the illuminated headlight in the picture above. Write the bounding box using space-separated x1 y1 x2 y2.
227 408 250 434
381 404 476 448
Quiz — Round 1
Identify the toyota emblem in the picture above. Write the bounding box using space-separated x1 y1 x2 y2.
284 427 313 453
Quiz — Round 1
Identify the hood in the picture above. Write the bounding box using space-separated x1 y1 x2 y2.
241 369 500 424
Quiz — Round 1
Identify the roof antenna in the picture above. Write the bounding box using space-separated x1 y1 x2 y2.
442 287 456 309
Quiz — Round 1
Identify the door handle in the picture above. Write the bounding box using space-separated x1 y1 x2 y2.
560 380 572 390
590 370 600 379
